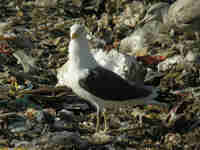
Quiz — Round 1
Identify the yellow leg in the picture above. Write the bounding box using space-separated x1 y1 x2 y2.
96 108 101 131
103 108 109 132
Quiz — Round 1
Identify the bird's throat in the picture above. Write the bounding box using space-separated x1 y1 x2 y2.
69 38 97 70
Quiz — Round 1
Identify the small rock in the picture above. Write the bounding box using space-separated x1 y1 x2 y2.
120 28 148 55
57 109 74 122
141 2 170 24
35 0 57 7
120 2 171 55
114 1 145 28
49 131 81 145
12 50 37 73
158 55 184 72
185 51 200 63
0 22 12 35
164 133 182 148
88 131 113 144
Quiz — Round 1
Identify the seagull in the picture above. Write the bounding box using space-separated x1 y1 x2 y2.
67 24 165 131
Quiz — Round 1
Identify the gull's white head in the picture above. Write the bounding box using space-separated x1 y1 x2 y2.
68 24 98 70
70 24 86 40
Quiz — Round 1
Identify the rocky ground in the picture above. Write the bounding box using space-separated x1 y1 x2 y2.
0 0 200 149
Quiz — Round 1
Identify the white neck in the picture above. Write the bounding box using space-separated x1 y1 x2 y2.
68 36 98 71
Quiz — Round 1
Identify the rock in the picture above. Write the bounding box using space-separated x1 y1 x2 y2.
88 131 113 144
114 1 145 28
12 50 37 73
164 133 182 148
119 2 170 55
158 51 200 72
142 0 200 36
57 109 74 122
167 0 200 33
47 131 82 145
120 21 171 55
185 51 200 63
121 0 200 55
0 22 16 42
120 28 148 55
0 22 11 35
158 55 183 72
141 2 170 24
35 0 57 7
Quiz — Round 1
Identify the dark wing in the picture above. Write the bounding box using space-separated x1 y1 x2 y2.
79 67 152 100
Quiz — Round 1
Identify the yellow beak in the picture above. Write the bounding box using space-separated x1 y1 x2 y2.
71 32 78 39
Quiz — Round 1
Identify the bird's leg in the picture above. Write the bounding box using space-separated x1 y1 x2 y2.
95 104 101 132
103 108 109 132
96 111 100 131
